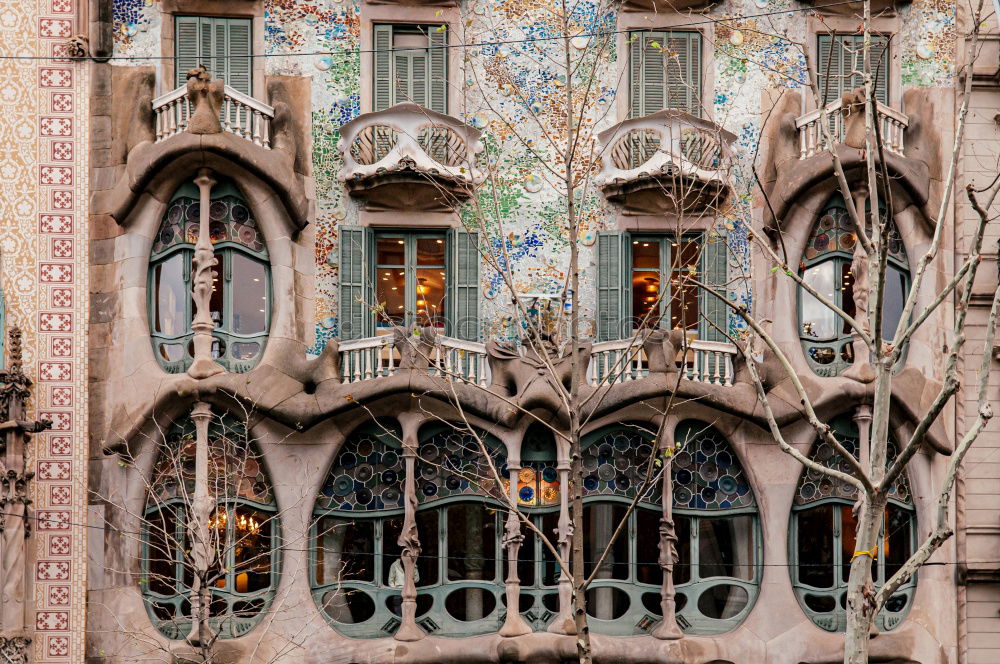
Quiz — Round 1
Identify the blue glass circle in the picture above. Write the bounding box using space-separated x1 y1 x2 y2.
583 476 599 491
422 482 438 497
519 486 535 502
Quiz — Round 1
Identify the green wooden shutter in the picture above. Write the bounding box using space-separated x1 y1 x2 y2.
629 34 644 118
409 50 428 107
338 225 372 340
175 16 202 88
428 27 448 113
631 31 701 118
224 19 252 96
597 231 627 341
374 24 393 111
449 229 480 340
666 31 701 116
701 233 729 342
818 34 889 106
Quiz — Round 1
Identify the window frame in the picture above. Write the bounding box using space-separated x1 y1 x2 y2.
627 28 704 118
372 23 449 113
628 233 704 333
373 230 448 330
173 15 253 96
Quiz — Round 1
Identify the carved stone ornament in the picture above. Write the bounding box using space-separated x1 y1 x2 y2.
0 470 34 537
0 636 30 663
185 67 224 135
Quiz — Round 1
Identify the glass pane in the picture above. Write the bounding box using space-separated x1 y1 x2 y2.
146 508 180 596
209 265 224 330
230 253 268 335
801 261 838 340
636 508 663 586
585 586 630 620
415 268 445 328
376 266 406 327
376 237 406 266
382 516 404 586
152 254 188 336
632 240 660 269
632 271 660 329
884 505 911 581
840 261 856 335
540 511 561 586
840 504 858 583
583 503 629 581
315 517 375 586
416 509 439 587
669 241 699 330
882 265 908 341
517 518 536 586
322 588 375 624
697 516 753 580
416 237 446 266
696 584 748 619
446 504 496 582
797 505 834 588
233 508 272 593
673 515 691 585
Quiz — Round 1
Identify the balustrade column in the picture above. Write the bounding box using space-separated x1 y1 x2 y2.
188 169 224 379
653 433 682 639
499 462 531 636
548 462 574 634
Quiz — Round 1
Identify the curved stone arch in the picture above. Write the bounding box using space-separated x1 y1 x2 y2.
140 409 280 641
788 413 917 633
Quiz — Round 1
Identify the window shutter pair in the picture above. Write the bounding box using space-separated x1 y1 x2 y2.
817 34 890 106
337 226 479 340
174 16 252 95
630 30 702 118
373 25 448 113
596 231 729 342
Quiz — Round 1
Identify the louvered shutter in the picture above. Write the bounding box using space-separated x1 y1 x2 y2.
175 16 202 88
631 31 701 118
667 31 701 116
374 25 394 111
818 34 889 105
409 51 428 107
428 27 448 113
700 233 729 342
629 35 644 118
449 229 480 340
224 19 252 96
338 226 373 340
597 231 627 341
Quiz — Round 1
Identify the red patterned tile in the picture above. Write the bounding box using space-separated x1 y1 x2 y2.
51 0 72 12
39 313 72 332
38 412 71 431
36 561 70 581
36 512 70 531
39 117 72 136
38 18 72 38
51 141 72 161
48 536 70 556
51 190 72 209
51 287 72 307
47 586 70 606
50 337 72 357
47 636 69 657
37 461 71 481
49 486 71 506
39 68 71 88
35 611 69 631
40 214 72 233
50 92 72 112
40 166 72 186
40 263 72 282
50 386 72 406
49 436 72 456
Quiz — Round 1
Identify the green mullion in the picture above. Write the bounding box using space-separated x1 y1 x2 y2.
627 510 637 584
661 237 672 330
406 236 417 328
689 516 700 583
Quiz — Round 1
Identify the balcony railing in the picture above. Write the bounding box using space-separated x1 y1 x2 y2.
339 334 490 386
152 84 274 148
595 110 735 214
795 99 908 159
588 337 738 387
337 103 484 207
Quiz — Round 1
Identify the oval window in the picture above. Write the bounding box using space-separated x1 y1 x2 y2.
585 587 630 620
444 588 497 621
696 585 749 620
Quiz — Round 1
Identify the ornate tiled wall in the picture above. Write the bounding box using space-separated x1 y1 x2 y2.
0 0 88 660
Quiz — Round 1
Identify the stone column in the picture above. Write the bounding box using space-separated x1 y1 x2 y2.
186 401 216 647
853 404 873 475
394 440 425 641
548 462 574 634
499 463 530 636
188 169 224 379
653 435 682 639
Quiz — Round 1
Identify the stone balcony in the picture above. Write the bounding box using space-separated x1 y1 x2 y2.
152 83 275 148
596 110 735 216
337 103 485 211
795 98 908 160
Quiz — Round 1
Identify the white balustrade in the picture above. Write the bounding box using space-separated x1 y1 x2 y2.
431 336 491 387
678 339 737 386
795 99 908 160
588 338 649 386
152 84 274 148
339 336 399 384
595 109 736 189
337 102 484 185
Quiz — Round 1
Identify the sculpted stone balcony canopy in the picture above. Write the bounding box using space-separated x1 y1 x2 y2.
795 97 909 160
622 0 715 12
337 102 485 211
596 110 736 216
796 0 910 15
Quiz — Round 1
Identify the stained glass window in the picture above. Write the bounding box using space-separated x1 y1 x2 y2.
517 424 560 507
673 423 755 510
318 427 404 512
581 428 660 505
149 178 270 374
415 429 506 503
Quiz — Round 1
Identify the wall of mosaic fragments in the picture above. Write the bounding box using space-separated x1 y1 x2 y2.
111 0 957 349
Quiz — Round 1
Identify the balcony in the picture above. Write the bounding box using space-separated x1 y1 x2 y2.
152 84 275 148
339 334 491 386
795 99 908 159
588 337 737 387
596 110 735 215
337 103 484 211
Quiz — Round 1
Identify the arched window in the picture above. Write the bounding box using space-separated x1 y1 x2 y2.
149 178 270 374
790 416 916 632
799 193 909 376
142 411 278 640
311 422 507 638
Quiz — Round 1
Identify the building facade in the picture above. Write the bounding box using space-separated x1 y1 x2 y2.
0 0 993 662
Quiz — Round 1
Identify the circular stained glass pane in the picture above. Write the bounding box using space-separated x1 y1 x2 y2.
422 483 437 497
519 486 535 502
584 476 599 491
333 475 354 497
542 467 558 483
355 464 373 482
231 202 250 223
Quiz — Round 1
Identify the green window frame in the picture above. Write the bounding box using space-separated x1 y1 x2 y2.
817 33 890 107
141 413 278 640
337 226 480 341
175 15 252 95
798 193 910 377
629 30 702 118
596 231 729 342
373 24 448 113
789 417 916 632
148 179 271 374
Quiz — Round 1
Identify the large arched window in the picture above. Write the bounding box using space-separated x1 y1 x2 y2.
311 422 507 638
798 193 909 376
142 411 278 640
149 178 270 374
790 416 916 632
577 421 760 636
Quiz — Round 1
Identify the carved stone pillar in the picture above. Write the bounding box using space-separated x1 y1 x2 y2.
853 404 873 475
394 443 425 641
653 452 683 639
548 463 574 634
499 463 530 637
186 401 216 646
188 169 224 379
